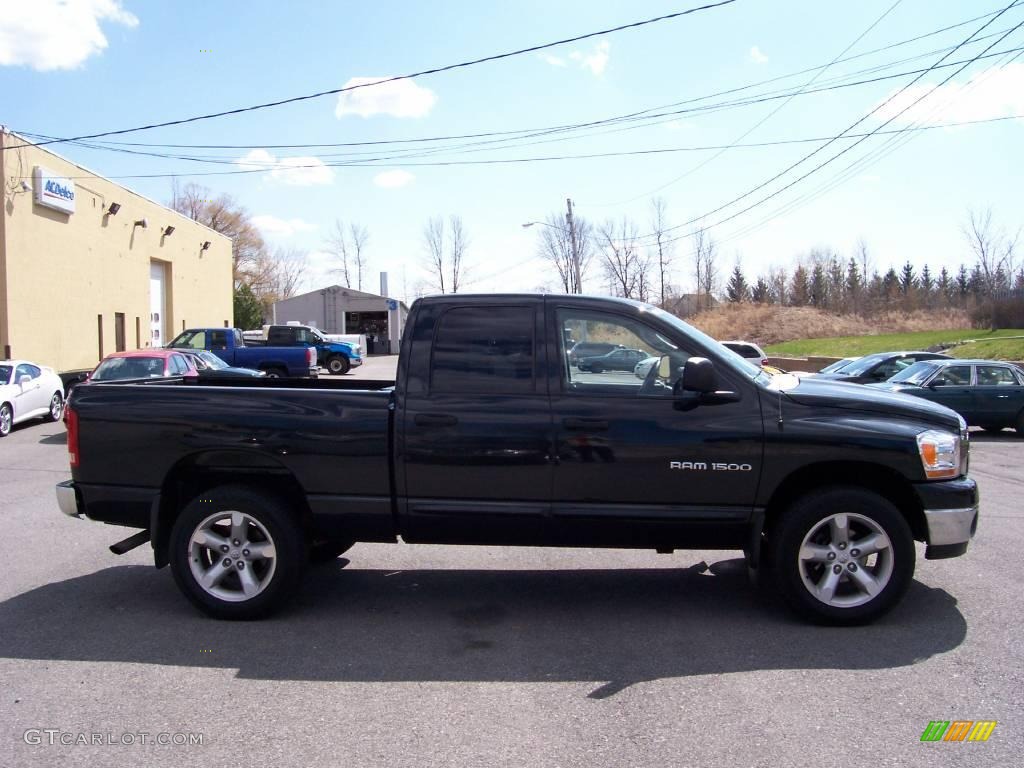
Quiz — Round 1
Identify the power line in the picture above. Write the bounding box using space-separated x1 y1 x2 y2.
633 0 1024 245
15 5 1007 153
596 0 907 207
5 0 738 150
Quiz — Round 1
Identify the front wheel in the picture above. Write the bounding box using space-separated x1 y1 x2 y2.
262 367 287 379
771 487 915 625
0 403 11 437
326 355 350 375
45 392 63 422
1016 409 1024 436
169 485 305 619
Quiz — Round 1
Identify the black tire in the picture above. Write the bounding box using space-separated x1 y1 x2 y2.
0 403 11 437
309 540 355 563
591 364 604 373
45 392 63 422
262 366 287 379
1016 409 1024 436
169 485 305 620
771 487 915 625
326 355 350 375
980 424 1004 434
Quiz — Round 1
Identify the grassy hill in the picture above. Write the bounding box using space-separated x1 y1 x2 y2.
766 329 1024 359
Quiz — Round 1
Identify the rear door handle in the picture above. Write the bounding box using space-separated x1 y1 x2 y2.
415 413 458 428
563 417 609 431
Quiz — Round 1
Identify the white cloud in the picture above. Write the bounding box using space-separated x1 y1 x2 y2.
749 46 769 64
871 63 1024 127
568 40 610 76
251 215 315 236
0 0 138 71
373 169 415 189
539 53 566 67
335 77 437 119
234 149 335 186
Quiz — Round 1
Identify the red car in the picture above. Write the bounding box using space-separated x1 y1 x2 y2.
88 349 199 382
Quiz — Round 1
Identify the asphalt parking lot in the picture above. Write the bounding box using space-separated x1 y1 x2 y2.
1 414 1021 768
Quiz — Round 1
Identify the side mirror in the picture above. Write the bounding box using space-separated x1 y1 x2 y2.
18 375 31 386
930 377 946 388
681 357 716 393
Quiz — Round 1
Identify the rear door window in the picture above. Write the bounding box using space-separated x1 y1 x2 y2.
430 306 536 394
977 366 1017 386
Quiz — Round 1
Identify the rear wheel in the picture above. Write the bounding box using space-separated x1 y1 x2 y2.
45 392 63 422
262 366 287 379
772 487 914 625
326 355 350 375
0 404 11 437
591 363 604 373
169 485 305 619
981 424 1004 434
1016 409 1024 436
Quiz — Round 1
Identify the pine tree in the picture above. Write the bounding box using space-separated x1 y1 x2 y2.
899 261 916 295
809 264 828 307
956 264 970 300
919 264 933 307
937 266 952 305
790 266 810 306
750 277 770 303
846 257 862 311
882 267 900 300
726 264 749 302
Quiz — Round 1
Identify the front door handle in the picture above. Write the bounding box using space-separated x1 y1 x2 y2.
563 417 609 431
415 413 458 428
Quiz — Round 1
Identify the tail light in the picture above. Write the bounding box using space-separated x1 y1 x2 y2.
307 347 316 366
65 405 80 468
761 358 769 366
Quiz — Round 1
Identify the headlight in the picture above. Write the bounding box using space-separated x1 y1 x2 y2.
916 429 961 479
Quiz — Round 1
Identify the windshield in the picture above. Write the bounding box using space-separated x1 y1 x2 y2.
168 330 205 349
646 305 768 383
92 356 167 381
837 353 888 377
197 350 228 369
819 358 855 374
888 361 938 385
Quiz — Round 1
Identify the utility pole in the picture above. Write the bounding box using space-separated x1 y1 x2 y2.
565 197 582 294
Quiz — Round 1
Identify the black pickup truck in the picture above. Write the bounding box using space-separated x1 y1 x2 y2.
55 294 978 624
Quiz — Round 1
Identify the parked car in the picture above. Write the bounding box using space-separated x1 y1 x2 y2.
178 350 266 379
634 355 660 379
167 327 317 378
578 347 649 373
867 359 1024 434
58 294 977 625
248 325 362 375
814 351 951 384
721 340 769 367
89 350 199 383
0 359 65 437
568 341 620 366
817 357 859 375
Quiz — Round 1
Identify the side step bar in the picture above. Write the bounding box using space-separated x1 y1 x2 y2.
109 529 151 555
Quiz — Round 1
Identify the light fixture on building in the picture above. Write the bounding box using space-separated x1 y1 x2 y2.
162 225 175 237
201 241 211 251
106 202 121 215
133 218 148 229
20 180 32 193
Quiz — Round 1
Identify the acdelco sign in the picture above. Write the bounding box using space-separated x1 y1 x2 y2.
33 166 76 214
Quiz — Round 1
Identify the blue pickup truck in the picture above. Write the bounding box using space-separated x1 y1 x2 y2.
251 325 363 375
167 328 317 378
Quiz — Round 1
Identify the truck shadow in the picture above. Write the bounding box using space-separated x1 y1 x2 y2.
0 559 965 698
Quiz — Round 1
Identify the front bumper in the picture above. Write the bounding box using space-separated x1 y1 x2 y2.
913 476 979 559
350 357 363 367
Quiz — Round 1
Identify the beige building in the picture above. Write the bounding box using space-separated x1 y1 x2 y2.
0 130 232 373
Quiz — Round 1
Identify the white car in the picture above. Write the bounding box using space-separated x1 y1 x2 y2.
0 360 65 437
634 356 660 380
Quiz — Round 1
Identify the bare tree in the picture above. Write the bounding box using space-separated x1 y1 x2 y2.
963 207 1019 296
692 227 719 311
169 181 265 284
247 247 308 312
855 237 872 281
649 197 673 307
535 212 594 293
325 220 370 290
597 217 647 299
449 215 468 293
422 216 447 294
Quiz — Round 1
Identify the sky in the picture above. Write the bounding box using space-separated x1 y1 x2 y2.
1 0 1022 304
